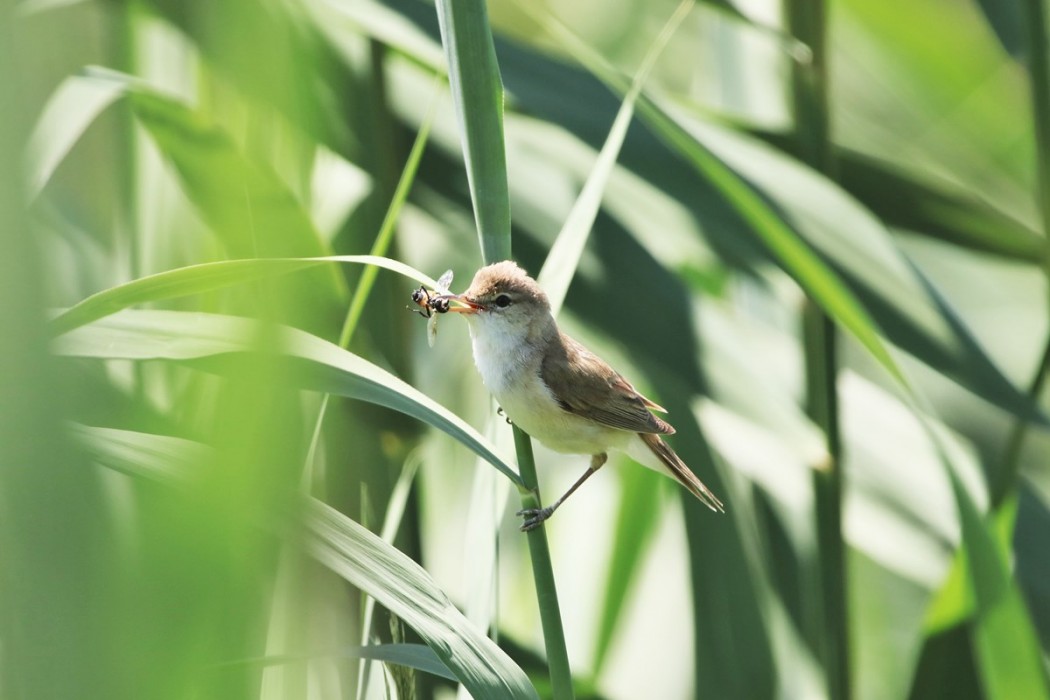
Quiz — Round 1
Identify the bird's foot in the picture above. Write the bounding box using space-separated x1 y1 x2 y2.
496 406 513 425
516 506 554 532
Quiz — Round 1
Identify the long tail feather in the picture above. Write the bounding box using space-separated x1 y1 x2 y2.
639 432 724 513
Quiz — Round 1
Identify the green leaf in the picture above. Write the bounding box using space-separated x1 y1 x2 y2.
73 425 535 698
946 484 1050 699
216 642 458 683
536 0 691 313
528 12 905 388
128 89 333 262
434 0 511 264
26 73 126 200
53 310 520 485
306 501 538 699
750 130 1045 264
125 82 347 326
70 423 209 485
49 255 443 336
590 465 662 676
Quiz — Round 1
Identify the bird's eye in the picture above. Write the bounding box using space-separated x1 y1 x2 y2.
494 294 512 308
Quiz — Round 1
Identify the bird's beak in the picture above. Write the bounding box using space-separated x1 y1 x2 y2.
437 293 482 314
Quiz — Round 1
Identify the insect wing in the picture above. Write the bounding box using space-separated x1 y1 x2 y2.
418 269 453 345
434 269 453 294
427 313 439 347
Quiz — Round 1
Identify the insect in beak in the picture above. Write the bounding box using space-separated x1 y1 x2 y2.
436 294 482 314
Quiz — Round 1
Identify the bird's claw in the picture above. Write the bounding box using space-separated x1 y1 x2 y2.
496 406 512 425
516 506 553 532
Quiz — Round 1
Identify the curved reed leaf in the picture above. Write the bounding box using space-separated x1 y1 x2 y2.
54 311 520 485
49 255 443 336
73 425 534 698
26 73 126 200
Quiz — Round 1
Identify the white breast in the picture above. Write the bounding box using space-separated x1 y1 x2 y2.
468 320 629 456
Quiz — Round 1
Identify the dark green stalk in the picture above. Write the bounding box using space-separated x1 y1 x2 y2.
993 0 1050 508
513 429 574 699
787 2 848 699
803 303 848 700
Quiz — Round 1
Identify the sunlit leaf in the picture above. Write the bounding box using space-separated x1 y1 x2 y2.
26 73 126 200
306 501 538 699
948 485 1049 699
53 311 520 485
49 255 442 336
73 425 534 698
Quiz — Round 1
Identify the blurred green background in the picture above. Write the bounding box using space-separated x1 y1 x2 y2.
3 0 1050 698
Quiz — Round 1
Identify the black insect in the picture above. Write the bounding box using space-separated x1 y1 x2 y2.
408 270 454 347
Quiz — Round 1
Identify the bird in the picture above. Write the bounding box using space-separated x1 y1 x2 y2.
440 260 724 531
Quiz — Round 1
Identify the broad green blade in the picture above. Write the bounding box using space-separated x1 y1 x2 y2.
128 90 335 264
306 501 538 700
73 425 534 698
126 82 347 329
945 485 1049 699
217 643 458 683
70 423 210 485
49 255 443 336
749 129 1043 263
26 73 126 200
494 8 1037 423
53 310 520 485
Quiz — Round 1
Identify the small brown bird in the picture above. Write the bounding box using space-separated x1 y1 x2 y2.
442 260 724 530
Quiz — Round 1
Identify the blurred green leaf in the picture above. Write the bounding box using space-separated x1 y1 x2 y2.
590 466 662 676
536 0 689 312
132 0 351 153
972 0 1024 58
53 310 521 485
646 105 1041 423
49 255 443 336
222 642 459 682
124 82 347 330
73 424 534 698
71 423 209 485
26 73 126 200
307 501 538 699
947 483 1050 699
753 130 1045 264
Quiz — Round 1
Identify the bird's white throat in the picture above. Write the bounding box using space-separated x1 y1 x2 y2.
465 315 541 396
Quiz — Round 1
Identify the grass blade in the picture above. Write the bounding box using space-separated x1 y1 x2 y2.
536 0 692 313
947 481 1050 699
26 73 125 200
307 501 538 700
53 310 520 485
73 424 535 699
49 255 444 336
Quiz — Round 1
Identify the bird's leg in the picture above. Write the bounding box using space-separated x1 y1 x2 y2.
518 453 608 531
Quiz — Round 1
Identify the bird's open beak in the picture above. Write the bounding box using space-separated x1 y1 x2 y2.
437 293 482 314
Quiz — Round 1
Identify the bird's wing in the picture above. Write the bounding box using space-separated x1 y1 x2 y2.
541 333 674 435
